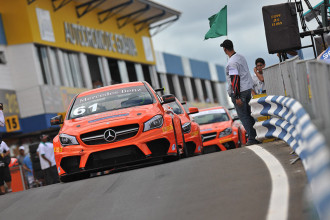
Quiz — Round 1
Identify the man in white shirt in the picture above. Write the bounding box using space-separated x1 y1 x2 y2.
38 134 59 185
221 39 259 145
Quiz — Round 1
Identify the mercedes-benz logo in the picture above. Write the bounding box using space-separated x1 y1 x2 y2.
104 129 116 142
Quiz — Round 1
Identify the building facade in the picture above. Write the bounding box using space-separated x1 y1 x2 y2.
0 0 227 146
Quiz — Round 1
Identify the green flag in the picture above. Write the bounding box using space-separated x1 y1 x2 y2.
204 5 227 40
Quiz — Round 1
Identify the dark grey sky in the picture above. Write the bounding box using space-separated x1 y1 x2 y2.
151 0 320 71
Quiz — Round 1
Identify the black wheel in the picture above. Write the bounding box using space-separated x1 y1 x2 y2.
60 172 90 183
179 121 189 158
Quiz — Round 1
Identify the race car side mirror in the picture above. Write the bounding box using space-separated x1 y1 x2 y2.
155 88 165 93
50 115 63 125
188 107 199 115
162 94 176 104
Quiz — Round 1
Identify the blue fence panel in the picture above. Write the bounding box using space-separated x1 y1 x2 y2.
163 53 184 76
189 59 211 80
216 65 226 82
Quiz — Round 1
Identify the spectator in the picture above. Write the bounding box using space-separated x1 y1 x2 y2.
17 145 25 166
286 50 304 60
252 58 266 96
37 134 59 185
17 146 34 188
23 153 34 188
220 39 259 145
0 103 4 144
0 141 12 193
92 80 103 89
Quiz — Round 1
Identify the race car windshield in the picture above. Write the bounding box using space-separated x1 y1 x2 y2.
69 85 154 119
192 109 229 125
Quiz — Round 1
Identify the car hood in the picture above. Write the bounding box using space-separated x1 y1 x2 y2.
61 104 162 135
199 121 232 134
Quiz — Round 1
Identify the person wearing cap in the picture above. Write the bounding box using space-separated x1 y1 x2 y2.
17 146 35 188
0 103 5 144
38 134 59 185
220 39 259 145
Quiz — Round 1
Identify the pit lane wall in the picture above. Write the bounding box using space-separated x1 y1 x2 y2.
251 59 330 219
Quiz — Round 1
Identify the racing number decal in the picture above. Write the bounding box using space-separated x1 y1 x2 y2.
5 115 21 132
73 103 98 116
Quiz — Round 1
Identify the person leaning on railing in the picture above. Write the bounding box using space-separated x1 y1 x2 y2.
252 58 266 96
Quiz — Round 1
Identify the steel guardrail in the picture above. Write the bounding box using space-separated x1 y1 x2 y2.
250 95 330 220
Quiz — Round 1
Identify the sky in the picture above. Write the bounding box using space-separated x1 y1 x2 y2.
151 0 322 72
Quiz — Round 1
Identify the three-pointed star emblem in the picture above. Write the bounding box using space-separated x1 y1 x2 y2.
104 129 117 142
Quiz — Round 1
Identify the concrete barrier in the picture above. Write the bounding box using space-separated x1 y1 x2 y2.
250 95 330 220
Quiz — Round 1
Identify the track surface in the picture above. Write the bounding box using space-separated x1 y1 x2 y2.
0 141 310 220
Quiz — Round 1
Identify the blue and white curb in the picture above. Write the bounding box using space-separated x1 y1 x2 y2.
250 95 330 220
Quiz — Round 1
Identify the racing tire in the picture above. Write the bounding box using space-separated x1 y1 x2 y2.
179 121 189 158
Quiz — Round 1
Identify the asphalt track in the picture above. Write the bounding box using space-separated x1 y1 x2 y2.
0 141 311 220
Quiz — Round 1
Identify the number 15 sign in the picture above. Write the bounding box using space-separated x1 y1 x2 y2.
5 115 21 132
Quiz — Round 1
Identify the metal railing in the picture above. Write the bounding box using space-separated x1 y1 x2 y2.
251 58 330 219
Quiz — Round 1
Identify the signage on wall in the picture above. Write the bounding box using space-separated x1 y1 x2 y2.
142 36 154 62
64 22 137 57
36 8 55 42
4 115 20 132
0 90 20 117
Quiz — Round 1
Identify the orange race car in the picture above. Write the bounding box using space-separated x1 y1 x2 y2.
166 99 203 157
190 106 243 154
50 82 185 182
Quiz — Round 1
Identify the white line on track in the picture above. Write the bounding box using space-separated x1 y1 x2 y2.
247 145 289 220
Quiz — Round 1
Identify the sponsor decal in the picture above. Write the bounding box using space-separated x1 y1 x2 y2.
201 128 213 132
192 109 226 117
54 146 63 153
162 125 173 132
219 137 232 144
172 144 176 150
191 131 199 136
58 167 60 174
198 146 201 151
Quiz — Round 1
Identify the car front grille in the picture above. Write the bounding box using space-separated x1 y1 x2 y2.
80 124 139 145
202 132 217 142
84 145 146 170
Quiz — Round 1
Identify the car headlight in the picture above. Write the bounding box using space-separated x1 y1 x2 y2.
182 122 191 133
59 134 79 146
143 115 163 132
219 128 232 138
